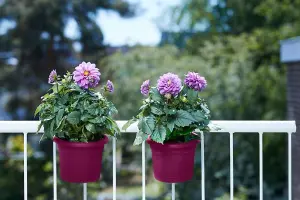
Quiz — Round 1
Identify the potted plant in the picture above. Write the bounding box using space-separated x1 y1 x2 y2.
123 72 211 183
35 62 119 183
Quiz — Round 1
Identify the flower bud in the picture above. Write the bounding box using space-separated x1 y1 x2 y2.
181 96 188 102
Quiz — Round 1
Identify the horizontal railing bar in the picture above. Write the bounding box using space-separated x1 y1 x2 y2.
0 120 296 133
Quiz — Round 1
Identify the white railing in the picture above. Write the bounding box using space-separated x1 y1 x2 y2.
0 120 297 200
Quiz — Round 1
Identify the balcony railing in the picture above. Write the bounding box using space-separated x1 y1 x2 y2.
0 120 297 200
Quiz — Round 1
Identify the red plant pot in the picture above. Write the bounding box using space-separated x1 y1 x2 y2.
147 138 200 183
53 135 109 183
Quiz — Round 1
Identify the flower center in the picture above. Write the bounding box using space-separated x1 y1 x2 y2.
84 71 89 76
167 79 171 85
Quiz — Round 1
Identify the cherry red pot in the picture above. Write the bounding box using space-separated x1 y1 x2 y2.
53 135 109 183
147 138 200 183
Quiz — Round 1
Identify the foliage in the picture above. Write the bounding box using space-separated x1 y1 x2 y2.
0 0 134 120
102 35 287 198
170 0 300 34
7 135 33 155
123 80 211 144
35 69 119 142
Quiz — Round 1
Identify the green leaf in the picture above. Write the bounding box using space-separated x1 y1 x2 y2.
174 110 196 127
37 122 43 133
201 104 210 114
141 116 155 135
151 125 167 144
67 111 81 125
85 123 96 133
71 100 79 108
164 107 177 115
133 131 148 145
49 120 55 133
150 105 164 115
81 113 92 122
34 104 43 117
43 115 55 121
52 84 63 93
139 104 148 111
43 120 55 139
55 117 66 131
83 100 89 108
167 120 175 132
122 118 137 131
87 103 99 115
138 119 142 130
56 109 64 126
58 94 69 105
187 89 198 102
150 88 163 102
107 118 121 136
89 116 106 124
191 110 206 121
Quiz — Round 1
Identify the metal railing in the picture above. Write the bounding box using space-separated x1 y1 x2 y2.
0 120 297 200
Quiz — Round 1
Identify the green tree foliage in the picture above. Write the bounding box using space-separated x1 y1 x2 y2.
0 0 134 119
0 1 135 199
102 30 289 198
172 0 300 33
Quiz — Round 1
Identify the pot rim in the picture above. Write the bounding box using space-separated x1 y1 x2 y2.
53 135 109 148
146 137 200 148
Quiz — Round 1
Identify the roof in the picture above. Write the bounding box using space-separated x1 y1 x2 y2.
280 36 300 63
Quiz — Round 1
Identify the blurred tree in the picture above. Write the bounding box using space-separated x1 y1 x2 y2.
0 0 136 199
102 27 291 198
0 0 135 120
171 0 300 34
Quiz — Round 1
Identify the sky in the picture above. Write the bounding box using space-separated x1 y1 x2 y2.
0 0 182 47
0 0 220 47
65 0 182 46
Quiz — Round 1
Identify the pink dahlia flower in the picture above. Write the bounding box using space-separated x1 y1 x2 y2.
48 69 57 84
157 73 182 96
73 62 101 89
184 72 207 91
140 80 150 96
106 80 114 93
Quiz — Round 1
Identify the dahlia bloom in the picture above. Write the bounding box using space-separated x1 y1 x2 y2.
157 73 182 96
73 62 101 89
184 72 207 91
140 80 150 96
106 80 114 93
48 70 57 84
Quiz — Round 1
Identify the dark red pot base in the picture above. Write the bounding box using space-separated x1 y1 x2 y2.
147 138 200 183
53 136 109 183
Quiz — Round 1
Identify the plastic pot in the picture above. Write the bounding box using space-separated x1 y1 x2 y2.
53 135 109 183
147 138 200 183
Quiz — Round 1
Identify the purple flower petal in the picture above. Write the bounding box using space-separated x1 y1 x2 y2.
48 70 57 84
184 72 207 91
157 73 182 96
140 80 150 95
106 80 114 93
72 62 101 89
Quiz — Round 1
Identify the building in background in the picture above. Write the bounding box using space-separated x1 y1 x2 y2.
281 37 300 199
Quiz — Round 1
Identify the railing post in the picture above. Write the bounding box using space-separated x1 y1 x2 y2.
24 132 28 200
288 132 292 200
53 142 57 200
83 183 87 200
230 132 234 200
142 141 146 200
259 132 263 200
113 138 116 200
172 183 175 200
201 132 205 199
